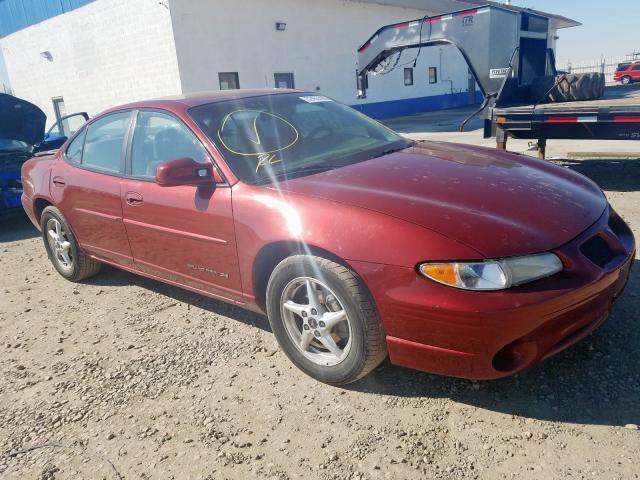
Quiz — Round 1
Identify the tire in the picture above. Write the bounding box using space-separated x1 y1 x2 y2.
588 73 603 99
557 74 576 101
573 74 593 101
41 206 101 282
621 76 632 85
266 255 387 385
598 73 606 97
557 73 599 101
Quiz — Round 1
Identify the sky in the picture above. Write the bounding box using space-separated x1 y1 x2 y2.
0 0 638 91
514 0 640 65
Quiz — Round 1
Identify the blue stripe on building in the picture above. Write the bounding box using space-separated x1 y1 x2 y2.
351 90 484 119
0 0 95 38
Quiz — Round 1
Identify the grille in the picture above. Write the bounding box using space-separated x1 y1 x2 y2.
580 235 615 268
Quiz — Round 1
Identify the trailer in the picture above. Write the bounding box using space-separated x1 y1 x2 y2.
356 4 640 158
492 85 640 158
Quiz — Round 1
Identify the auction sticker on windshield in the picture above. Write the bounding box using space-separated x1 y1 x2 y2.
299 96 333 103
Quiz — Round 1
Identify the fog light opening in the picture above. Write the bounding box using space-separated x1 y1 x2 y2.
492 341 538 373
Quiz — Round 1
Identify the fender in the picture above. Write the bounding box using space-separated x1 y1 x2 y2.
231 182 481 304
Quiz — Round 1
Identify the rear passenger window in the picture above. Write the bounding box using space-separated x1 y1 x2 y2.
633 65 640 71
130 111 209 179
65 129 86 164
82 112 131 174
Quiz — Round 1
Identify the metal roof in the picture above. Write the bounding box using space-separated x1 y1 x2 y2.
358 0 580 29
0 0 96 38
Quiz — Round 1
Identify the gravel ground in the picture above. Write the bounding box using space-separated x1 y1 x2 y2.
0 156 639 480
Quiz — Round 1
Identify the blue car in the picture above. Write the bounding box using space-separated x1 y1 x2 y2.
0 93 87 217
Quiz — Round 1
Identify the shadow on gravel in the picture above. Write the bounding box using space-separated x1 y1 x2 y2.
557 158 640 192
85 265 270 332
350 259 640 428
0 213 39 243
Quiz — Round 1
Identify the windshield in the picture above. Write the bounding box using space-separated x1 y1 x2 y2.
188 93 410 184
0 139 31 153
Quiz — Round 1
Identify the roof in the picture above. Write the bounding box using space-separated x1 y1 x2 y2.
103 89 303 114
358 0 580 29
155 88 302 107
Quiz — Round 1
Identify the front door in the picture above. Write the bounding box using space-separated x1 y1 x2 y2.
120 110 242 302
36 112 89 153
50 111 134 267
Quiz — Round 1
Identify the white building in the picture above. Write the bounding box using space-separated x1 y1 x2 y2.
0 0 577 126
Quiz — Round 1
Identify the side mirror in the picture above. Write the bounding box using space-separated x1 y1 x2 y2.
155 157 217 187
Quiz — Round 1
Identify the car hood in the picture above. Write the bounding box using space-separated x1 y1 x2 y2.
274 141 607 258
0 93 46 146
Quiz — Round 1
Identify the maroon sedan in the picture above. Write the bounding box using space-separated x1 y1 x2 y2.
21 90 635 384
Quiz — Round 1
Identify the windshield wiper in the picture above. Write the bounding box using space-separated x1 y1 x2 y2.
268 164 338 181
370 142 413 159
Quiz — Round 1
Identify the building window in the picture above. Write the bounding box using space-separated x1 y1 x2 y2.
274 72 295 89
429 67 438 84
219 72 240 90
404 68 414 86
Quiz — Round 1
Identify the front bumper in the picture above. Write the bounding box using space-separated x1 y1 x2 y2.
0 172 23 216
352 207 635 380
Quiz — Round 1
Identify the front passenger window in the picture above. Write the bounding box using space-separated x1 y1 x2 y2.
65 129 86 164
130 111 210 179
82 112 131 173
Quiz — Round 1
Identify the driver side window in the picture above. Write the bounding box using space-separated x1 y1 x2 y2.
130 111 209 179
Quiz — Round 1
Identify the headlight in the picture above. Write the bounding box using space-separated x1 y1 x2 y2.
419 253 563 291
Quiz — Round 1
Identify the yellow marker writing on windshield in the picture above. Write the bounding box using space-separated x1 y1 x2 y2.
217 109 299 157
255 153 282 173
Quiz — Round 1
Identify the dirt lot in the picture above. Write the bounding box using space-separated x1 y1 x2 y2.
1 152 639 479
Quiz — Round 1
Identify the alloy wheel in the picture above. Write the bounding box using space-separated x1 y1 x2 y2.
46 218 73 272
280 277 352 366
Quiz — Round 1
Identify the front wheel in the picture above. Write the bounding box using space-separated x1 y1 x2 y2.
266 255 387 385
41 206 101 282
621 76 632 85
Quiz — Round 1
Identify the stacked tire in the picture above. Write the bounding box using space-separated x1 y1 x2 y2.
532 72 605 103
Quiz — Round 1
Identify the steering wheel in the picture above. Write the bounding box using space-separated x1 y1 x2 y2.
307 126 334 140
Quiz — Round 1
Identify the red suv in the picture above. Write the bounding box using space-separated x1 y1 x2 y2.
614 62 640 84
21 90 635 385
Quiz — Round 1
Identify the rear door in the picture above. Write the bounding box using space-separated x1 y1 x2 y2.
119 109 242 302
50 111 135 267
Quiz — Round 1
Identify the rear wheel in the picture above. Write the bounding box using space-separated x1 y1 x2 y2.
41 206 101 282
266 255 387 385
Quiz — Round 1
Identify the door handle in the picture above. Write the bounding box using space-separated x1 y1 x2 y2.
125 191 144 205
52 176 66 187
